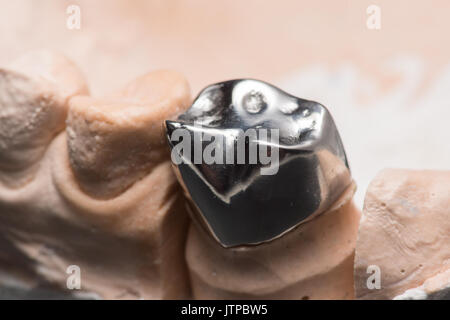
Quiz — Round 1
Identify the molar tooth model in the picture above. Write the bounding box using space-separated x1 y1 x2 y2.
166 79 360 299
0 51 192 299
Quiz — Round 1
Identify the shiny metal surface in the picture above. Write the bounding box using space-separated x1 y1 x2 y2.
165 79 352 248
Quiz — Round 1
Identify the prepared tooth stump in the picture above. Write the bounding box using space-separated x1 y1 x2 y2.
165 79 360 299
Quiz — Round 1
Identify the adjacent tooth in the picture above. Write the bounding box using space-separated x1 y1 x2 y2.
165 79 352 247
0 50 88 187
354 169 450 300
67 70 190 199
0 62 192 298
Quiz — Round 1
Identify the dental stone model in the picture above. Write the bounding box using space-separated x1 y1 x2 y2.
0 50 191 299
2 51 448 301
166 80 361 299
354 169 450 300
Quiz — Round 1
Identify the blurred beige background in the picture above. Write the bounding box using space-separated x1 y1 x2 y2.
1 0 449 206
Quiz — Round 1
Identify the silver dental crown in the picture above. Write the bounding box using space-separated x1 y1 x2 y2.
165 79 352 248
